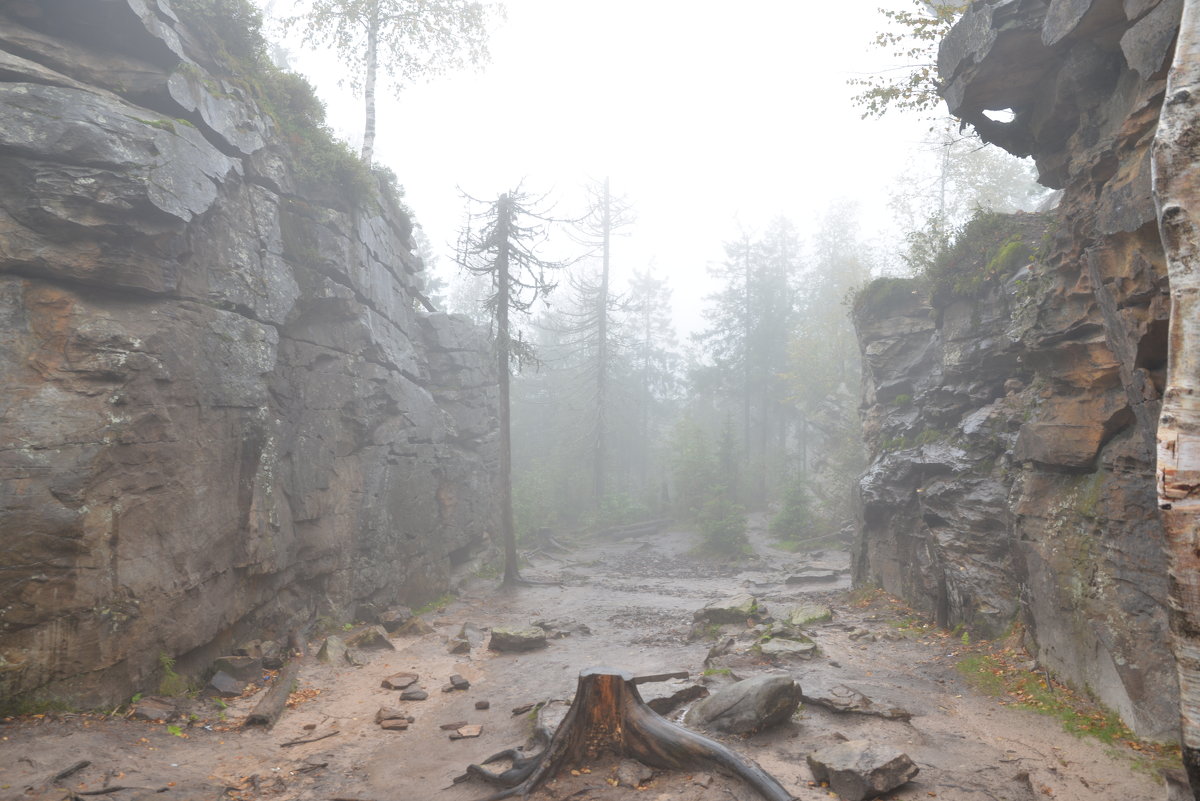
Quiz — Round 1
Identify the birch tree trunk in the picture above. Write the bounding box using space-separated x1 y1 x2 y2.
1153 2 1200 794
495 194 519 587
360 0 379 163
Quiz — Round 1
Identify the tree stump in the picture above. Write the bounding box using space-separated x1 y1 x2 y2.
463 667 795 801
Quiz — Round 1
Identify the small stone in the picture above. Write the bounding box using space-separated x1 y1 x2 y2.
693 772 713 788
379 718 410 731
511 703 535 715
785 568 840 585
375 706 407 723
400 689 428 701
345 625 395 651
379 606 414 633
447 637 471 654
760 638 817 660
475 700 490 710
202 670 245 698
130 696 178 722
693 593 762 625
451 724 482 739
615 759 654 788
449 673 470 690
488 626 548 653
381 671 419 690
440 720 469 730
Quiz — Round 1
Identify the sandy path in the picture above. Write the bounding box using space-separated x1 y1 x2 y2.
2 517 1168 801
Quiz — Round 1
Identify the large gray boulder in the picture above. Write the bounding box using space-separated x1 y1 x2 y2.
488 626 548 653
806 740 918 801
683 673 800 734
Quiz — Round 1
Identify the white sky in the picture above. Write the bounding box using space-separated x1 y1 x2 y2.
260 0 938 335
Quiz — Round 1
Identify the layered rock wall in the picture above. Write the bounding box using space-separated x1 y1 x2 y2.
0 0 498 708
854 0 1180 739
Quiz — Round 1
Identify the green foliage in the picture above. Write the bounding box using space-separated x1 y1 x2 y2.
166 724 186 737
891 394 912 406
957 652 1142 746
171 0 267 67
922 211 1042 301
698 495 748 556
413 592 455 616
849 1 968 118
770 477 813 542
851 276 920 319
157 652 191 697
669 417 718 523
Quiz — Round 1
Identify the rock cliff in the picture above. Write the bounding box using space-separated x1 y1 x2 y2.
0 0 499 709
853 0 1180 740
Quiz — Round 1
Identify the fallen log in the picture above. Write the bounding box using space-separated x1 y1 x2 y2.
460 667 795 801
245 627 308 729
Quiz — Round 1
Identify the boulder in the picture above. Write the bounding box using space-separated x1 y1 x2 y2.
683 673 801 734
693 593 762 625
381 672 419 690
211 655 262 682
488 626 548 653
129 696 179 722
202 671 245 698
379 607 415 633
784 603 834 627
345 625 394 651
317 636 349 665
806 740 918 801
800 683 912 721
784 569 840 585
616 759 654 788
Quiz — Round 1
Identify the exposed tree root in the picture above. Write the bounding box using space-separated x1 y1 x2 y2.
459 667 795 801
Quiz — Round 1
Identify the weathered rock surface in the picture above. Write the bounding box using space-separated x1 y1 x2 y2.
693 593 763 625
0 0 499 710
488 626 548 653
806 740 918 801
682 673 801 734
853 0 1180 740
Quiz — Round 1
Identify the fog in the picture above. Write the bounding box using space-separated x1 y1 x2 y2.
259 0 935 334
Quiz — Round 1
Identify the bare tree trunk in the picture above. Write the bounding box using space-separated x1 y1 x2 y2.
496 195 519 586
1153 3 1200 794
594 178 611 508
360 0 379 163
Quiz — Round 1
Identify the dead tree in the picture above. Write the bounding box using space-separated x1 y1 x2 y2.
461 667 795 801
1153 0 1200 794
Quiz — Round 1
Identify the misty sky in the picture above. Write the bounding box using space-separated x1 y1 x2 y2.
259 0 941 333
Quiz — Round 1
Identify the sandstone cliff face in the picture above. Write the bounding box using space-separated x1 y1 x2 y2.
0 0 498 708
854 0 1179 739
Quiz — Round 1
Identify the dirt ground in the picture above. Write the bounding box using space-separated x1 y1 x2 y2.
1 516 1172 801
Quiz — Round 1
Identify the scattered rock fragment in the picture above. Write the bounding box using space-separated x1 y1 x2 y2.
801 684 912 721
440 720 469 730
346 625 394 650
511 703 536 715
615 759 654 788
375 706 407 724
379 606 414 633
785 568 841 585
806 740 918 801
533 618 592 638
641 681 709 715
683 673 801 734
759 637 817 660
848 628 877 643
400 689 429 701
202 670 246 698
212 655 262 681
449 724 482 739
130 696 179 722
449 673 470 690
379 718 410 731
475 700 490 710
381 671 419 690
488 626 548 652
447 636 471 654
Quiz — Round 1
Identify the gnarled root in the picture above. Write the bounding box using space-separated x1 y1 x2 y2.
460 667 795 801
